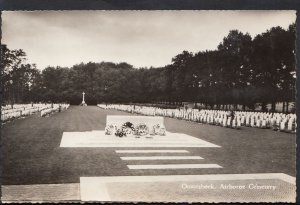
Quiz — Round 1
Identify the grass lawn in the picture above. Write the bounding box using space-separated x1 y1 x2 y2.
1 106 295 185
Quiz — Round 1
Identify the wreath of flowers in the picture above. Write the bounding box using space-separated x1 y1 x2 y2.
153 124 166 136
135 123 149 136
158 126 166 136
121 122 135 136
105 124 117 135
115 128 126 137
153 124 161 135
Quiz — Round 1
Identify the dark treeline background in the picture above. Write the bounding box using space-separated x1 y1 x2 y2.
1 24 295 112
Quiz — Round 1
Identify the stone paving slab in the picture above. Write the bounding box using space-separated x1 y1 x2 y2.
120 156 203 160
80 173 295 203
116 149 190 153
1 183 80 203
127 164 222 169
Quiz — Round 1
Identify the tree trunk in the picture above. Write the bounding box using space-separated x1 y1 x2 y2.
271 102 276 112
282 102 285 113
261 102 267 112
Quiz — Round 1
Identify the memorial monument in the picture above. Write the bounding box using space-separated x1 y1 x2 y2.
81 91 87 106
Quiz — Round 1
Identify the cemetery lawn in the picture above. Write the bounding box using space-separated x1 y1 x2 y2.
1 106 295 185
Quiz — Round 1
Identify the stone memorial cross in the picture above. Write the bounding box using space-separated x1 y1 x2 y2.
82 92 85 104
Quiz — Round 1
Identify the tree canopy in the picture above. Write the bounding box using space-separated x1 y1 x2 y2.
1 24 295 112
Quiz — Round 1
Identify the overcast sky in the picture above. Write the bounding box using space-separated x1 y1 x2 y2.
2 11 296 70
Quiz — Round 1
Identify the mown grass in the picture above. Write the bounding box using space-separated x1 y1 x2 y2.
1 106 295 185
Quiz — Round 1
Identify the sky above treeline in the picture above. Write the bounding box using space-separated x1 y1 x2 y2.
2 10 296 70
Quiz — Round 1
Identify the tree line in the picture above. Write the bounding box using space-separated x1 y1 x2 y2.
1 24 295 112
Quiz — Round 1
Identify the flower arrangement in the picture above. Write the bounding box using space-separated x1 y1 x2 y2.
121 122 135 136
153 124 166 136
115 128 126 137
158 126 166 136
105 124 117 135
104 122 166 138
135 123 149 136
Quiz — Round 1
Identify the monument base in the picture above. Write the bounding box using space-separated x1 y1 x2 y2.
60 130 220 147
80 102 87 106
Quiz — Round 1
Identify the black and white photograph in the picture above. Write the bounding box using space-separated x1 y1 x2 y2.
0 10 297 203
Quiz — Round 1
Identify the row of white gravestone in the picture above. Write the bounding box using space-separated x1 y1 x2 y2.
1 104 70 122
1 104 50 122
40 104 70 117
97 104 296 133
2 104 41 115
198 110 295 131
1 103 39 111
